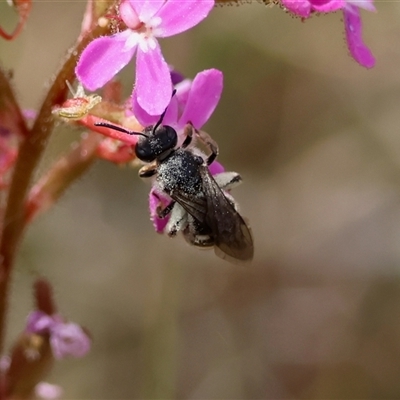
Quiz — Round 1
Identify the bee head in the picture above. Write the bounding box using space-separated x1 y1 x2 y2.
135 124 177 162
94 90 178 163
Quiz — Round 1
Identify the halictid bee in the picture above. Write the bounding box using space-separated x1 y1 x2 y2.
96 109 254 264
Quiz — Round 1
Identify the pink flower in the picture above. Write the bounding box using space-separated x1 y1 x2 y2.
133 68 223 132
281 0 375 68
26 311 91 360
282 0 343 18
34 382 63 400
137 68 223 232
343 0 376 68
75 0 214 116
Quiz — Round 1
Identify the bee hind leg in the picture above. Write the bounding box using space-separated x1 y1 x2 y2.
165 203 188 237
214 172 242 190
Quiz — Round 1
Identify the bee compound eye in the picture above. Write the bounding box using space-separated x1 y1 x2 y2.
135 138 155 162
160 126 177 149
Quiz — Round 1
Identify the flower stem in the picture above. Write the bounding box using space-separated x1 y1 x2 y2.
0 22 111 356
25 131 101 224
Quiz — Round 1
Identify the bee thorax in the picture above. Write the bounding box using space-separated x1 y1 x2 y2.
157 149 204 194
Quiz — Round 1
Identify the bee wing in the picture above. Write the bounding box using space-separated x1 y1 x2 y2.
200 166 254 264
169 190 207 224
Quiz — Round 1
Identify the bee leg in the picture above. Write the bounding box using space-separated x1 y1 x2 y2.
165 203 188 237
157 200 176 219
214 172 242 190
183 216 214 248
138 162 157 178
181 123 194 149
191 123 219 165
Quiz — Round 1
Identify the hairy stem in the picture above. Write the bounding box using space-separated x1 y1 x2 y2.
25 131 101 223
0 21 111 355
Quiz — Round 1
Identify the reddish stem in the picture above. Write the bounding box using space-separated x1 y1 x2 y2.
0 21 112 356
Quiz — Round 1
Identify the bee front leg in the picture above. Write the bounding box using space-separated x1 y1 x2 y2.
181 123 194 149
138 162 157 178
191 123 219 165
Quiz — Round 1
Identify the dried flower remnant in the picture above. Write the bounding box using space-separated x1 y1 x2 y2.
76 0 215 116
52 82 102 121
26 311 91 360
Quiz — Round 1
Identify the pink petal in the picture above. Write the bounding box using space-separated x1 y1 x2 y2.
170 68 185 85
120 0 140 29
135 42 172 115
26 311 55 333
178 69 223 129
343 6 375 68
346 0 376 12
76 32 137 91
35 383 63 400
128 0 163 21
281 0 311 18
50 323 91 359
161 95 179 126
175 79 192 111
132 93 158 126
132 85 178 127
311 0 344 13
209 161 225 175
156 0 215 38
149 188 171 233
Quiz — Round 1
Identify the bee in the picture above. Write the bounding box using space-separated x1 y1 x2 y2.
96 111 254 264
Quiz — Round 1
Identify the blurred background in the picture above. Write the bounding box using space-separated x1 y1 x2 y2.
2 0 400 398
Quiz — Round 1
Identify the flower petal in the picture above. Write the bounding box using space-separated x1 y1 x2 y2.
170 67 185 85
209 161 225 175
162 95 179 126
76 31 137 91
149 188 171 233
156 0 214 38
135 42 172 115
34 382 63 400
311 0 344 13
175 79 192 111
346 0 376 12
120 0 140 29
281 0 311 18
178 69 223 129
132 93 158 126
50 322 91 359
132 92 178 127
343 6 375 68
26 311 55 333
128 0 163 21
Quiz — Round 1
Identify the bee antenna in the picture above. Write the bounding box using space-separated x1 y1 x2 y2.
152 89 177 133
94 122 148 138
